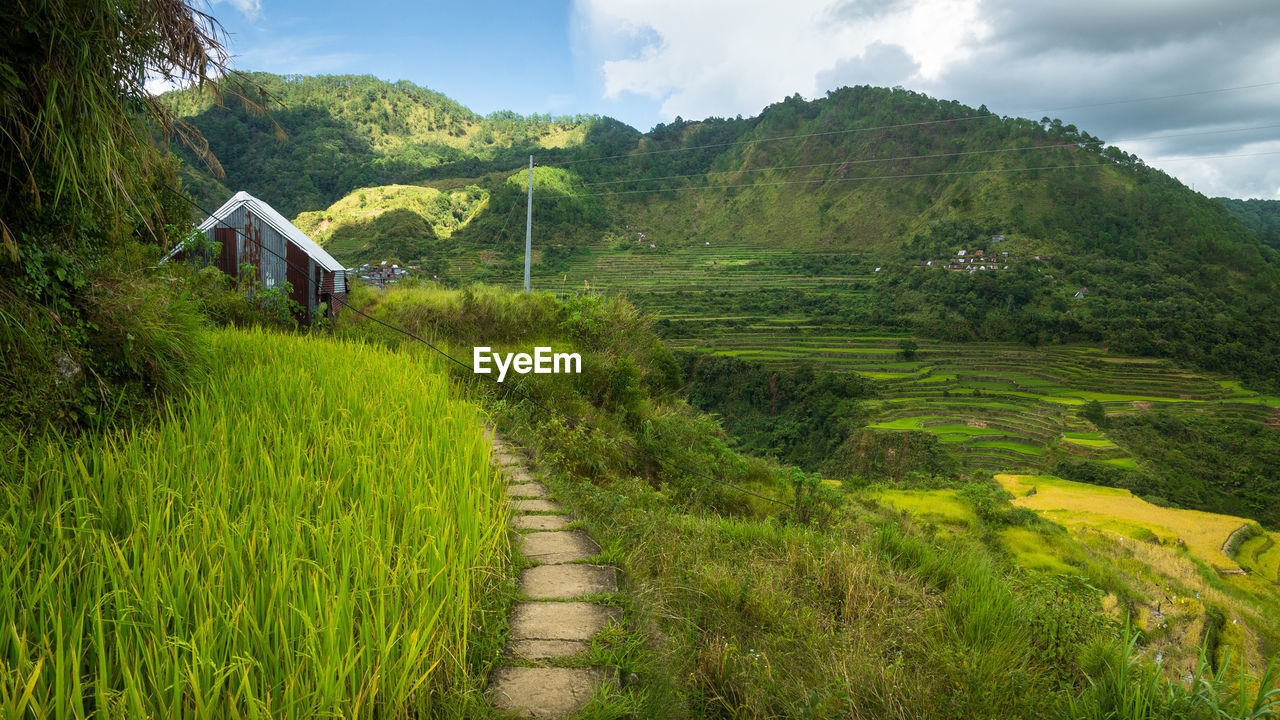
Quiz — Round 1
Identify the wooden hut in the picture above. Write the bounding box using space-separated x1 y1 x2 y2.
172 191 346 322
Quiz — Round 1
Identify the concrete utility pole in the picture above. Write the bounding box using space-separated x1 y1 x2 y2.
524 154 533 294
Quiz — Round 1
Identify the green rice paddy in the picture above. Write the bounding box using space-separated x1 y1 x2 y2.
0 328 508 718
465 238 1278 474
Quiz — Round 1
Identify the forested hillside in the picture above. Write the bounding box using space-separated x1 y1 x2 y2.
292 183 489 266
163 72 604 217
170 77 1280 390
1220 197 1280 249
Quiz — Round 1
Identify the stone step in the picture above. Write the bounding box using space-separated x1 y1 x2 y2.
520 531 601 564
487 666 606 719
521 564 617 600
493 451 525 466
507 482 549 499
506 638 589 661
510 498 564 514
512 514 573 531
508 601 620 642
504 466 536 483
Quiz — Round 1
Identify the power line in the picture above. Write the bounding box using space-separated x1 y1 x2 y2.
163 186 791 509
548 113 996 168
576 122 1280 189
1037 80 1280 112
547 78 1280 170
558 149 1280 199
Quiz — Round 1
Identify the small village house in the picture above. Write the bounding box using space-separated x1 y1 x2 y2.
170 191 346 322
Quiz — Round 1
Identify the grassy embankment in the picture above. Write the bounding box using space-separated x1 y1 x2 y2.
879 473 1280 682
433 231 1278 480
0 328 509 718
341 281 1280 719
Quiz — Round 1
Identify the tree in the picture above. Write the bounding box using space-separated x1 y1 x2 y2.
1082 400 1109 428
0 0 255 250
899 338 919 360
1 0 255 426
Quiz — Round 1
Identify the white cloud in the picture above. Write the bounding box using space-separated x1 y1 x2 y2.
573 0 1280 197
144 76 180 96
574 0 987 121
212 0 262 19
1136 140 1280 200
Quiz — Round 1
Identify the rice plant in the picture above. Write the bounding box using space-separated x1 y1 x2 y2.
0 327 508 718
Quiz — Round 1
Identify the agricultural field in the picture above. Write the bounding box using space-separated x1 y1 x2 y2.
995 474 1253 572
1237 532 1280 584
0 328 508 718
671 323 1278 473
874 476 1280 675
460 237 1279 475
452 240 875 296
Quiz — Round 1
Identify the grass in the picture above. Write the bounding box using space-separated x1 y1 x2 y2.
995 474 1250 572
1000 527 1078 574
869 476 1280 685
328 281 1280 718
1239 533 1280 584
535 472 1115 719
1103 457 1140 469
0 327 509 718
970 440 1046 455
875 489 975 529
1063 433 1119 448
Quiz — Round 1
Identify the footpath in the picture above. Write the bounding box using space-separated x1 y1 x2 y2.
485 431 620 718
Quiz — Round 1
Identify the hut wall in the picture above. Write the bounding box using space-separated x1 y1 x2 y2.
201 206 287 290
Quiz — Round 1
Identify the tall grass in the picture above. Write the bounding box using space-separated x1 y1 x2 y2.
0 327 508 718
1063 622 1280 720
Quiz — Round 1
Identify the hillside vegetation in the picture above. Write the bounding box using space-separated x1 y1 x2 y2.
293 183 489 266
168 75 1280 392
0 328 508 717
335 280 1280 718
163 72 606 217
1220 197 1280 249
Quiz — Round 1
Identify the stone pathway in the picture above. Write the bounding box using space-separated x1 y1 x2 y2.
486 431 619 719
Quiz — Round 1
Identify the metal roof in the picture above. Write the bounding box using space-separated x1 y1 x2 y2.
196 191 344 272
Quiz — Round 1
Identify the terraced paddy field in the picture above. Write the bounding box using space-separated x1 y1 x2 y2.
669 325 1280 473
459 240 1279 474
506 243 874 295
995 474 1254 572
875 478 1280 673
1238 532 1280 584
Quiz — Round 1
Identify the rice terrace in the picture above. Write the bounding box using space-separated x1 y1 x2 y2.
5 1 1280 718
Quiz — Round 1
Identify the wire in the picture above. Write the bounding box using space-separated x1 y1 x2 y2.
163 186 792 508
548 113 997 167
558 149 1280 199
1036 80 1280 112
547 79 1280 169
576 122 1280 189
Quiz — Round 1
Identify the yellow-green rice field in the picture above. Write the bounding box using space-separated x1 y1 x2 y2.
995 474 1252 571
0 327 508 718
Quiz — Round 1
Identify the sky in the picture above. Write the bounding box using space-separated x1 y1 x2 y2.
198 0 1280 199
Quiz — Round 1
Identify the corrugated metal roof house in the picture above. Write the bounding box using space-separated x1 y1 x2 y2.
174 191 346 322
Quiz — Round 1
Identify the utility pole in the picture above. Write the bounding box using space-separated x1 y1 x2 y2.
524 154 533 294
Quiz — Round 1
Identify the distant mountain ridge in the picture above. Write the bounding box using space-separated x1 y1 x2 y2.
163 72 614 217
166 74 1280 389
1219 197 1280 249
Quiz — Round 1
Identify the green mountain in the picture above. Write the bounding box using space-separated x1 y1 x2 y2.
163 72 610 217
1219 197 1280 249
456 88 1280 392
293 183 489 267
170 76 1280 392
